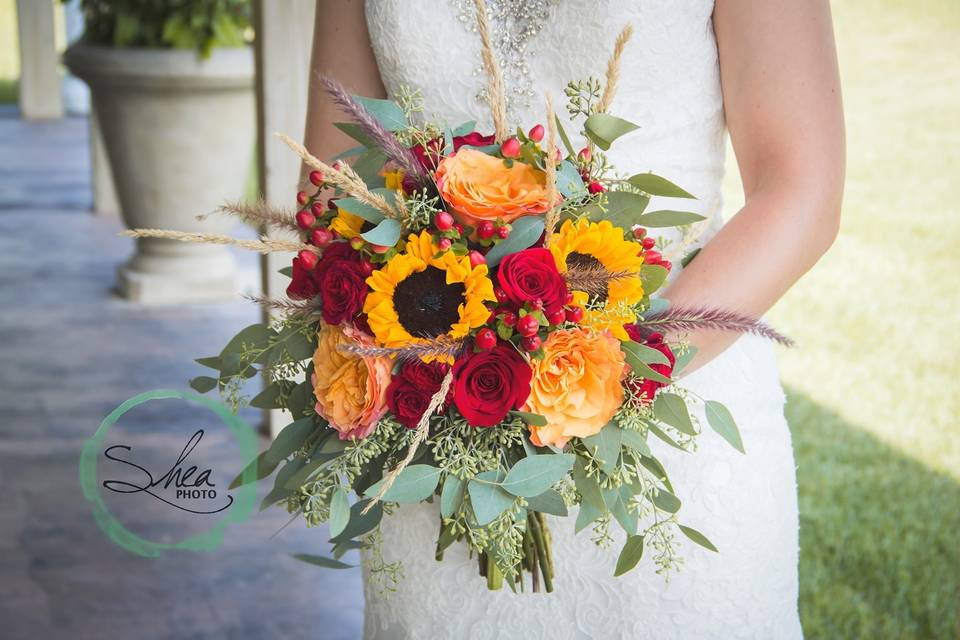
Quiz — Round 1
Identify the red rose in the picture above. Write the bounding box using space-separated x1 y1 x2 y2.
314 242 366 325
453 343 531 427
497 248 568 314
286 254 319 300
623 328 676 403
387 361 453 429
453 131 496 151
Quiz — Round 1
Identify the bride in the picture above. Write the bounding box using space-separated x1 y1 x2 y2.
302 1 844 638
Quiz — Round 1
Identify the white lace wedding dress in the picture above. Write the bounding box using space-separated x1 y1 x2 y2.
360 1 802 638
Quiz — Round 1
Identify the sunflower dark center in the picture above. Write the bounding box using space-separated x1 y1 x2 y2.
566 251 609 303
393 266 466 337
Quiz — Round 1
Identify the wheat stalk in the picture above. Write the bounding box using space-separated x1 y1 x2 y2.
243 294 321 316
597 24 634 114
120 229 319 254
275 132 400 220
196 200 300 233
563 265 635 298
543 94 560 247
336 337 463 363
361 369 454 514
473 0 509 142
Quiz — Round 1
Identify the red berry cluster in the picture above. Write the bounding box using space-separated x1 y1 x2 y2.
632 227 672 272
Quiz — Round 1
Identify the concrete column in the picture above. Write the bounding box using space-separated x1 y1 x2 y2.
16 0 64 120
90 107 119 216
253 0 316 437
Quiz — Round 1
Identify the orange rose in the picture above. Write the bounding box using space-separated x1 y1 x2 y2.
312 323 391 440
524 329 626 448
434 148 552 227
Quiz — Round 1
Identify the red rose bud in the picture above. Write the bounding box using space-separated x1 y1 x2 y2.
477 220 495 239
309 170 324 186
521 335 542 352
496 224 511 239
588 181 606 194
577 147 591 162
438 238 452 251
528 124 545 142
495 287 509 304
296 210 316 230
296 191 309 206
310 228 333 246
468 251 486 268
546 309 566 325
501 137 521 158
475 328 497 351
565 306 584 323
298 249 318 270
311 202 325 217
435 211 454 231
632 226 647 240
517 314 539 337
359 259 375 276
642 236 656 250
501 311 517 327
497 248 568 315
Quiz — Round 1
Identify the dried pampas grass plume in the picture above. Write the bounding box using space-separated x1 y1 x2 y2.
597 24 634 114
542 94 560 247
472 0 509 142
119 228 319 255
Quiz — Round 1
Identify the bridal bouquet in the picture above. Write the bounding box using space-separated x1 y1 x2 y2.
127 2 788 593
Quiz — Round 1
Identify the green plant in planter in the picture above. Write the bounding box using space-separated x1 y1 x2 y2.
73 0 252 57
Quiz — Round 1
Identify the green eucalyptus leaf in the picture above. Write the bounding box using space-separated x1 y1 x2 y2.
583 424 623 475
511 410 548 427
638 455 673 492
328 487 351 538
484 216 545 267
679 524 719 552
189 375 217 393
584 113 640 151
628 359 672 385
249 382 285 409
194 356 221 371
330 499 383 543
260 456 305 511
500 453 576 498
336 198 384 225
278 265 293 278
440 475 466 518
653 393 696 435
286 381 314 419
468 470 514 526
220 324 274 360
636 210 707 228
333 122 378 148
264 417 316 466
640 264 669 294
351 149 387 187
583 191 649 229
573 457 606 532
672 345 698 377
705 400 745 453
620 429 652 457
621 340 671 367
614 534 645 576
556 160 586 197
292 553 354 569
229 450 279 490
360 218 401 247
651 488 681 513
647 423 687 451
452 120 477 136
364 464 441 503
681 247 701 268
627 173 696 199
525 489 568 517
353 96 407 130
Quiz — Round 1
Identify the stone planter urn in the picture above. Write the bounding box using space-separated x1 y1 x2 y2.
64 44 255 303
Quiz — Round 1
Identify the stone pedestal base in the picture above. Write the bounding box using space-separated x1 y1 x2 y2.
117 238 236 304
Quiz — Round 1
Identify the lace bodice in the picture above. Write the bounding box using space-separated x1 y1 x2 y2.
360 2 802 638
365 0 727 260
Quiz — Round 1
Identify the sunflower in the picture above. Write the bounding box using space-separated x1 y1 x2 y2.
329 208 370 240
549 218 644 340
364 230 496 361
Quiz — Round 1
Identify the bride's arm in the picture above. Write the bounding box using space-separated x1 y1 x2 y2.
664 0 845 373
302 1 387 166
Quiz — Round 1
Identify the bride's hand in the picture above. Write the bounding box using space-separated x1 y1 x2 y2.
664 0 845 374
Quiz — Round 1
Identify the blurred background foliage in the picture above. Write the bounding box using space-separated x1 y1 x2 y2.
1 0 957 637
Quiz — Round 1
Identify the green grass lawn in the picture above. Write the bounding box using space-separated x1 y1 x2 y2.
2 0 958 637
720 1 960 637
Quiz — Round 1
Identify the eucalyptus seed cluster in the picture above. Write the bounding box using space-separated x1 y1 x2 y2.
564 77 603 119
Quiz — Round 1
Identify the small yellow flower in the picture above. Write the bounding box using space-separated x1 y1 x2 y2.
363 230 496 362
329 208 367 240
549 219 645 340
383 169 405 192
